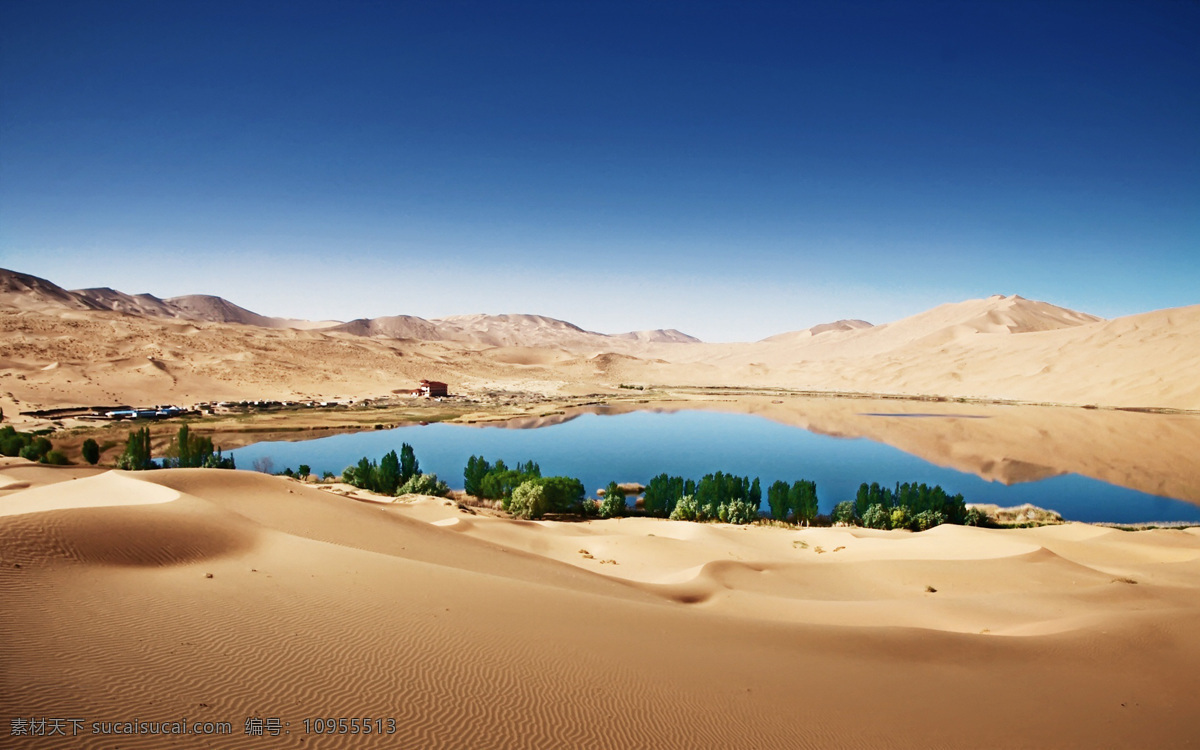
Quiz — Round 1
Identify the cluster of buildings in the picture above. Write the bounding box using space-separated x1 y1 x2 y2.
98 381 451 421
27 380 453 423
104 405 189 420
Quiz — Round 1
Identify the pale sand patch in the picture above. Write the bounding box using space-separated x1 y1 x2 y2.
0 470 179 517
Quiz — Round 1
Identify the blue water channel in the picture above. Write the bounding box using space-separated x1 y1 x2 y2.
229 410 1200 524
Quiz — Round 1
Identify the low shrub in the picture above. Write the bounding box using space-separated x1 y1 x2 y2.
861 503 891 529
718 498 760 525
913 509 947 531
963 507 989 527
600 481 626 518
397 473 450 497
509 481 549 519
669 494 699 521
832 501 857 525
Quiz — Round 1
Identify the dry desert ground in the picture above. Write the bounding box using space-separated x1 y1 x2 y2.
3 460 1200 748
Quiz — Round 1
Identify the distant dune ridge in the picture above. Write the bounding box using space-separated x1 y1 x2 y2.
760 318 874 343
1 267 1198 411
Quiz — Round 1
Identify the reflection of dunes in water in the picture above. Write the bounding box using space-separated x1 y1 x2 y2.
478 397 1200 504
975 458 1065 484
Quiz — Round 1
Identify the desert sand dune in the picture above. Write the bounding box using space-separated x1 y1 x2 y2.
2 267 1198 411
2 465 1199 748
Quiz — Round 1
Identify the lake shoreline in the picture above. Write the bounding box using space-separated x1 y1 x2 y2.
31 388 1200 523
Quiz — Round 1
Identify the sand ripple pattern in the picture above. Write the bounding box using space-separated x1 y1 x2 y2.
4 471 1200 748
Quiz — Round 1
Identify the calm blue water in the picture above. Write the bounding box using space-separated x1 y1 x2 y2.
228 410 1200 524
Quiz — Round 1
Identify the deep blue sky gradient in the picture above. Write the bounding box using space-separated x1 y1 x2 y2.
2 1 1197 340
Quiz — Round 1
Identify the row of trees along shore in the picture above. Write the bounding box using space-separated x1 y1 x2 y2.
2 424 236 470
461 458 981 530
605 472 817 525
341 443 451 497
102 430 984 532
463 455 586 518
0 425 71 465
115 425 235 470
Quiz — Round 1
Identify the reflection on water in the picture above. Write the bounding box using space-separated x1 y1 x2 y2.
231 397 1200 524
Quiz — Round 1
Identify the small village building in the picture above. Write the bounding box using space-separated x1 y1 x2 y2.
410 380 449 398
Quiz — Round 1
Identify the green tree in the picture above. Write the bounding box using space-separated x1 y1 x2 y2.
399 443 419 483
963 507 989 527
748 477 762 507
643 473 685 516
26 436 53 462
789 480 819 526
298 464 311 479
378 450 402 495
695 472 750 521
913 509 947 531
355 456 377 491
484 459 541 504
767 480 790 521
464 455 491 496
116 427 154 471
165 424 217 468
0 426 27 457
43 449 69 465
203 448 235 469
861 504 891 529
81 438 100 465
600 481 625 518
176 423 192 468
832 501 856 525
578 496 598 518
536 476 586 514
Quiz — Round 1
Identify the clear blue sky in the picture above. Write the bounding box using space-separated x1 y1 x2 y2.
2 0 1197 341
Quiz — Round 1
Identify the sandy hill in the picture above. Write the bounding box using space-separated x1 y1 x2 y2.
865 294 1103 345
611 328 702 344
1 462 1198 748
160 294 337 330
432 313 614 348
0 269 336 330
74 287 183 318
761 318 873 343
757 295 1102 356
631 300 1198 409
333 312 704 348
0 268 100 312
1 269 701 346
1 267 1197 411
327 314 445 340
